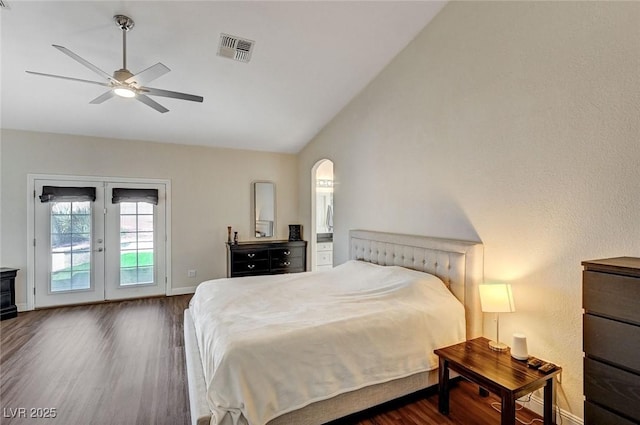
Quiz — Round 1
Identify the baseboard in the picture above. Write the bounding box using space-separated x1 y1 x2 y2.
524 394 583 425
169 285 198 296
16 291 194 312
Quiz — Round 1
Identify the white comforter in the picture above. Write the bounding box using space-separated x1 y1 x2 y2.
189 260 466 425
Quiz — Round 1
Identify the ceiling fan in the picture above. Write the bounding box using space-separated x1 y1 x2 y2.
26 15 204 113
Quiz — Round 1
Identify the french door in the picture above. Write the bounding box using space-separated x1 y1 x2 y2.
33 178 167 308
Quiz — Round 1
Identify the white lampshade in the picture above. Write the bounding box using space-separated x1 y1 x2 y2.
479 283 515 352
479 283 515 313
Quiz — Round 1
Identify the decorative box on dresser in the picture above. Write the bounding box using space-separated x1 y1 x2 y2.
582 257 640 425
227 240 307 278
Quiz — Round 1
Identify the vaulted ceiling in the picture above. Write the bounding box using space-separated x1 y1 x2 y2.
1 1 445 153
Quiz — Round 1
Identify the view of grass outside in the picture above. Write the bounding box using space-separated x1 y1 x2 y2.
50 201 154 292
120 251 154 285
120 201 154 286
52 254 154 291
50 201 92 292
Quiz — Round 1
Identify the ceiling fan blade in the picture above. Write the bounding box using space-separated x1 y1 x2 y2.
52 44 118 84
136 94 169 113
140 86 204 103
26 71 111 87
90 90 115 104
125 63 170 86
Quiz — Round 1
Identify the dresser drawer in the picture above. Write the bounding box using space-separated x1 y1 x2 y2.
317 242 333 252
1 277 13 293
232 260 269 276
271 247 303 260
583 271 640 325
317 251 332 266
584 314 640 373
584 358 640 421
0 290 12 309
271 256 304 272
585 400 637 425
232 250 269 262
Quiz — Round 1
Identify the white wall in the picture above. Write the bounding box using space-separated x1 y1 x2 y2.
1 129 298 305
298 1 640 420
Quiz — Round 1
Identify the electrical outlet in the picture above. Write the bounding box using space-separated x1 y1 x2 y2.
187 269 197 278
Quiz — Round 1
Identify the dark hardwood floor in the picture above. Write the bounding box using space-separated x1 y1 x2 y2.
0 296 543 425
1 296 191 425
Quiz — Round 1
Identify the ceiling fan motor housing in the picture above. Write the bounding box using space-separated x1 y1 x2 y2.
113 68 134 83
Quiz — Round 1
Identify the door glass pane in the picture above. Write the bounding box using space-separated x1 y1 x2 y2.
119 202 154 286
50 201 92 292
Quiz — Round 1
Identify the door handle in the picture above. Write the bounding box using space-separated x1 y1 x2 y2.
93 247 104 252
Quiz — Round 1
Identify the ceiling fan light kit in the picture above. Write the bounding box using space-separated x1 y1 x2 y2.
114 87 136 98
26 14 204 113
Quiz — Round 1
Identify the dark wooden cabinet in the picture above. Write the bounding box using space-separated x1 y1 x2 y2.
227 240 307 278
582 257 640 425
1 268 19 320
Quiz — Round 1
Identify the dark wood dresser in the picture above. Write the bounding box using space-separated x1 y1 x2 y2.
1 268 19 320
582 257 640 425
227 240 307 278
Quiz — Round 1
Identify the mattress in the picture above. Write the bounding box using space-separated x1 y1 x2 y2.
188 260 466 425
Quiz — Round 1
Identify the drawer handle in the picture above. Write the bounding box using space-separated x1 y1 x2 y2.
283 261 291 266
284 250 291 256
247 253 255 258
247 264 255 270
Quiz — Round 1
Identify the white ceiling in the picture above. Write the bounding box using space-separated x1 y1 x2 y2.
1 1 445 153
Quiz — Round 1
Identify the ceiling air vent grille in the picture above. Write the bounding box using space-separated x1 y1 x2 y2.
218 33 254 63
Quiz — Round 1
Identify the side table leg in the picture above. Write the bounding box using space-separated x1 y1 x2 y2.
438 358 450 415
543 377 554 425
501 394 516 425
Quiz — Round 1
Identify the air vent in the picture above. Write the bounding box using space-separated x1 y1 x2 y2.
218 33 254 63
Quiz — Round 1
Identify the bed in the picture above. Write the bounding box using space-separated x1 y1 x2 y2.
184 229 484 425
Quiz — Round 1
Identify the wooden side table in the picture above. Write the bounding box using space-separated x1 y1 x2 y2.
435 337 561 425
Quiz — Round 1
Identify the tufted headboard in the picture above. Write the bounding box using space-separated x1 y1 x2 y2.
349 229 484 339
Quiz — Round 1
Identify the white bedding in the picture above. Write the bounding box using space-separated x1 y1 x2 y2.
189 260 466 425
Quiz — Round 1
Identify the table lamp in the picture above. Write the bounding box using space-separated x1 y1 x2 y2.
479 283 515 351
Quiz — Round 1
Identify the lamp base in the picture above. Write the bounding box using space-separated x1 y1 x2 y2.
488 340 509 352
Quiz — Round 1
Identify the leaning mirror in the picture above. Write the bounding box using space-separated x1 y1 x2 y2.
254 181 275 238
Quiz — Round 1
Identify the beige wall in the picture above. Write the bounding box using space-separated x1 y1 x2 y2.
1 129 298 306
298 1 640 420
